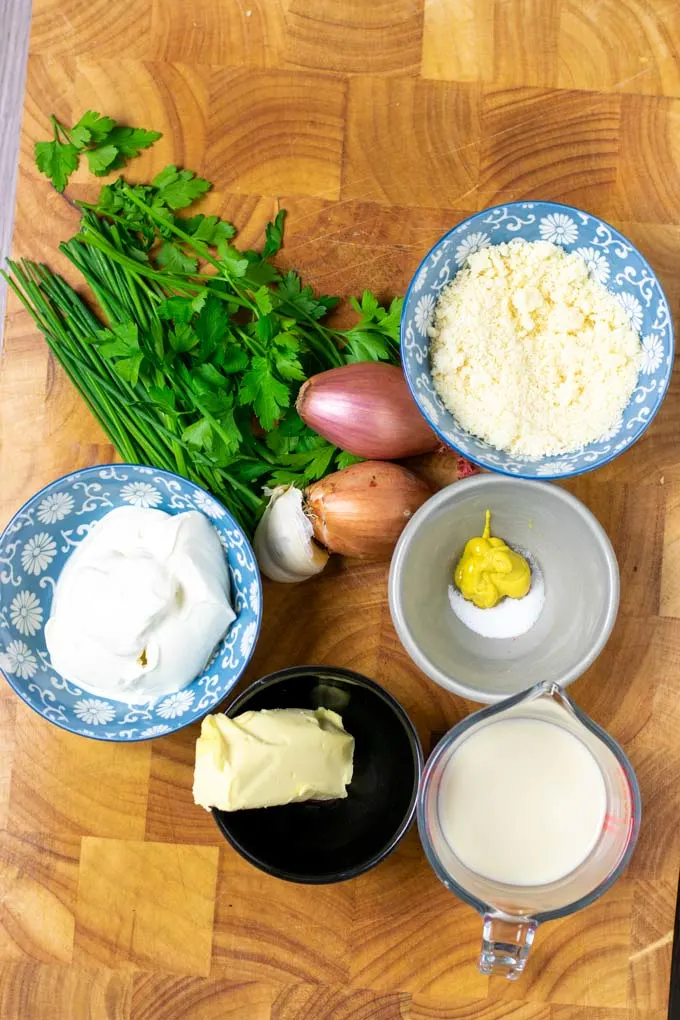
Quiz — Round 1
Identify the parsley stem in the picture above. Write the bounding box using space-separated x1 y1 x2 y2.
50 114 72 146
119 185 260 314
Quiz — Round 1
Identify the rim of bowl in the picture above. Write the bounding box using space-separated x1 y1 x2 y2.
388 475 620 703
400 199 675 480
0 462 263 742
212 665 424 883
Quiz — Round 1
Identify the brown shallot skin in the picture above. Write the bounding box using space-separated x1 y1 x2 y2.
296 362 440 460
305 460 432 559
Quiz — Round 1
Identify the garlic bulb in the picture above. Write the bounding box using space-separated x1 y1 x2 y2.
254 485 330 583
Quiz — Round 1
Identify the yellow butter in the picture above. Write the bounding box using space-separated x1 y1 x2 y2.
193 707 354 811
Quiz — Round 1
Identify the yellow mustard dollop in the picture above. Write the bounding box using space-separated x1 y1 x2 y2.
454 510 531 609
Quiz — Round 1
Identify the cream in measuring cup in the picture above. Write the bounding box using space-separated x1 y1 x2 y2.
438 716 607 887
418 681 640 980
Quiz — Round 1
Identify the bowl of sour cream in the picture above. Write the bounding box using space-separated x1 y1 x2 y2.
0 464 262 740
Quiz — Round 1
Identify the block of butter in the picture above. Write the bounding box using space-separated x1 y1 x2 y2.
193 707 355 811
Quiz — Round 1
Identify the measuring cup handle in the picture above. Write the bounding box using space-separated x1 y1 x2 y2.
479 913 539 979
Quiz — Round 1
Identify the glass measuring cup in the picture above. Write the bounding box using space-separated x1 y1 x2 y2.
418 681 640 979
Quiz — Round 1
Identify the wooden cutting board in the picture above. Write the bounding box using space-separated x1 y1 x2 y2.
1 2 679 1017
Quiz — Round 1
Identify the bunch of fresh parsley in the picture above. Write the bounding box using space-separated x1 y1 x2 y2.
8 112 402 533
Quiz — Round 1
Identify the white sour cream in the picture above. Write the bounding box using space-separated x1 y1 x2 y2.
45 506 235 703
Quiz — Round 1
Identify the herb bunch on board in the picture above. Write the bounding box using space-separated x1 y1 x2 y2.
6 113 403 534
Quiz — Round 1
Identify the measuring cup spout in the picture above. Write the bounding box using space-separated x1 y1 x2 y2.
480 913 539 979
529 680 578 713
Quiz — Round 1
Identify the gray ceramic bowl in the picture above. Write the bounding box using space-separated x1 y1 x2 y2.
388 475 619 703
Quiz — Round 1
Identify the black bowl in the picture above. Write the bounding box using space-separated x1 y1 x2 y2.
212 666 423 883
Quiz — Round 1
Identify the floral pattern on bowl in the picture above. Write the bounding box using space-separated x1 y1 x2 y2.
0 465 262 741
401 201 674 479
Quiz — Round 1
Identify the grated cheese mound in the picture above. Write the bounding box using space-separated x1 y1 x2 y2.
429 239 642 458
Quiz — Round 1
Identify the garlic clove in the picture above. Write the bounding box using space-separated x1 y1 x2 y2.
254 485 330 583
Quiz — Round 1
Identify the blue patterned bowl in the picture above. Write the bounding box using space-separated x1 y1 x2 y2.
401 201 674 478
0 465 262 741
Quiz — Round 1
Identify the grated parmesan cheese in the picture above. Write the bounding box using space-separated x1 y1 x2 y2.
429 239 642 458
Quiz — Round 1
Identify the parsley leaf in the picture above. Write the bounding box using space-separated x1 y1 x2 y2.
182 418 213 449
277 270 337 321
343 328 393 363
217 239 249 279
341 292 403 363
153 166 211 210
275 350 305 381
242 258 281 288
195 295 229 350
157 296 195 324
89 322 146 385
104 125 162 164
183 214 236 246
70 111 116 148
262 209 286 259
220 347 249 374
337 450 364 470
113 352 144 386
35 114 162 191
93 321 140 353
168 323 199 353
349 290 379 321
238 356 290 430
84 144 119 176
213 407 242 456
278 441 336 482
254 313 279 345
193 363 227 389
376 296 403 340
147 385 177 411
156 241 198 275
34 139 80 193
253 286 274 315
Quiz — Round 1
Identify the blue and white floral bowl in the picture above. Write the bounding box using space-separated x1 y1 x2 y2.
0 465 262 741
401 201 674 479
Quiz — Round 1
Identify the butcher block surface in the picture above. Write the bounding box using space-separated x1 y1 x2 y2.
1 1 680 1017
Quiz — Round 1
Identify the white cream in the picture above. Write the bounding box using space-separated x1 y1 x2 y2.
438 717 607 886
45 506 235 703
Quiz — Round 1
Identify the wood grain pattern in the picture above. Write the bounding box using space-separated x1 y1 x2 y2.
132 974 274 1020
1 1 680 1017
478 87 621 213
212 846 354 985
74 839 219 975
207 68 346 199
285 0 424 76
0 832 79 964
343 77 480 208
557 0 680 97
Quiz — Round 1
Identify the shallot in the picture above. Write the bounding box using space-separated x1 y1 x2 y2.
296 362 439 460
305 460 432 559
